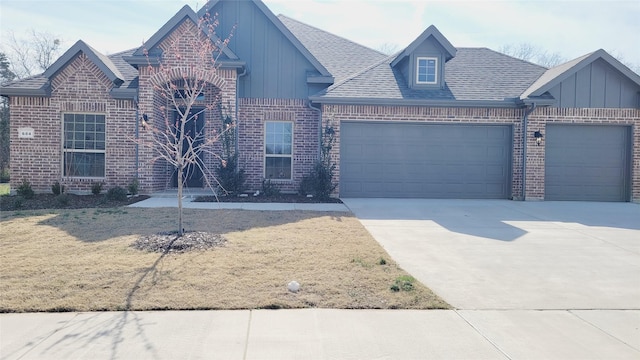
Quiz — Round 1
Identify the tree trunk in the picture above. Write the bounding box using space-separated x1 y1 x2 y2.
177 165 184 236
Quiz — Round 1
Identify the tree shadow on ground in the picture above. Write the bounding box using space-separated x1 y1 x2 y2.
344 199 640 242
24 207 350 243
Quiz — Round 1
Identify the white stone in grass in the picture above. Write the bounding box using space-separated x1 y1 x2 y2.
287 281 300 293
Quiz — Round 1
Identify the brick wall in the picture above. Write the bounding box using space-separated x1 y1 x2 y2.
527 107 640 201
321 104 525 198
135 20 237 193
238 98 320 193
9 53 137 193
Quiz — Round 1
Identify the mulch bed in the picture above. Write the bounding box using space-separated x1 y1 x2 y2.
1 192 341 212
132 231 227 253
0 193 150 211
194 193 343 203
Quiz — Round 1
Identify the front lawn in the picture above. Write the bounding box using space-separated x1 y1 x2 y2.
0 207 449 312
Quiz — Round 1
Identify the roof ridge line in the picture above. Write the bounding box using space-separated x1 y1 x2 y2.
277 14 386 56
327 52 397 92
482 47 549 70
107 47 140 58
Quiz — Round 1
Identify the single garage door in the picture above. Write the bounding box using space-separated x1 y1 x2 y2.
545 125 631 201
340 122 512 198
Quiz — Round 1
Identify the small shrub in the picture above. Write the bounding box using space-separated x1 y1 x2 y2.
216 112 247 196
56 193 70 206
299 123 337 200
16 179 34 199
216 156 247 195
91 182 103 195
13 198 23 209
106 186 127 201
128 178 139 195
51 181 65 195
299 161 337 200
391 275 415 292
379 257 387 265
261 178 280 197
0 168 9 183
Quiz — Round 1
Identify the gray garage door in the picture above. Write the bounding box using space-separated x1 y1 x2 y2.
545 125 631 201
340 122 512 198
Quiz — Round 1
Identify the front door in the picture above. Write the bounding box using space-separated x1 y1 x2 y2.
172 107 205 188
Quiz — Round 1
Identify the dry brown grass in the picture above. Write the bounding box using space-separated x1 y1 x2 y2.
0 207 449 312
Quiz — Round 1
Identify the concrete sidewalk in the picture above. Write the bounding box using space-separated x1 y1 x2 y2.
128 196 350 212
3 309 639 360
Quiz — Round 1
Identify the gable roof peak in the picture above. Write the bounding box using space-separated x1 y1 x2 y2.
131 3 238 60
391 25 456 67
44 39 124 85
521 48 640 100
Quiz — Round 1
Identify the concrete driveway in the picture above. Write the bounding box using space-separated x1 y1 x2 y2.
342 199 640 310
342 199 640 357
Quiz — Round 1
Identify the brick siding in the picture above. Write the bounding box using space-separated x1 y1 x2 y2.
238 98 320 193
9 53 137 193
526 108 640 201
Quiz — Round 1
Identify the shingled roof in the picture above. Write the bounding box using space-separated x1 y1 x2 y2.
446 48 547 101
278 14 387 84
310 47 547 105
0 42 139 98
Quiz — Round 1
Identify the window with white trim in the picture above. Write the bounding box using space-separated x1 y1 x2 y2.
416 57 438 84
265 121 292 180
63 113 106 178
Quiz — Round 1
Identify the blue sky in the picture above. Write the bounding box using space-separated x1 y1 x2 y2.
1 0 639 70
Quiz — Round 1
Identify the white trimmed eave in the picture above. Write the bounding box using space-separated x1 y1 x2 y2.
308 97 525 108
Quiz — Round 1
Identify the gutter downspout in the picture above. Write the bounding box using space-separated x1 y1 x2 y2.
522 102 537 201
307 100 322 159
134 94 139 179
235 66 248 162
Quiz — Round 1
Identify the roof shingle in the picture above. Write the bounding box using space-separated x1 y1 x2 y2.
277 14 387 84
314 47 547 102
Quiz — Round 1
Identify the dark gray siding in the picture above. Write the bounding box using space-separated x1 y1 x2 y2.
340 122 512 199
548 59 640 108
545 125 631 201
407 38 446 89
210 0 320 98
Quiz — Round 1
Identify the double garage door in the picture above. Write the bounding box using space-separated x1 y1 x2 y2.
340 122 512 199
545 125 631 202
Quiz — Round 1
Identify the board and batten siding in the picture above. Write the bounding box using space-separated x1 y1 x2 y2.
209 0 321 99
547 59 639 108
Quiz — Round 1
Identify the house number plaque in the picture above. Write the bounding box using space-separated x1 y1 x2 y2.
18 127 34 138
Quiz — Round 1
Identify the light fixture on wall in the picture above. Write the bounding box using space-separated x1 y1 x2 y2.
534 131 543 146
141 113 149 130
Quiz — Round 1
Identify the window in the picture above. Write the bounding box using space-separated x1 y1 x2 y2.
416 57 438 84
265 121 293 180
63 113 106 177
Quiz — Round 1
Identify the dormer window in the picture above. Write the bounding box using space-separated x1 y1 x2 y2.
416 57 438 84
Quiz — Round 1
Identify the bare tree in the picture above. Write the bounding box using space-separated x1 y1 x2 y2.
606 50 640 75
4 30 62 79
376 42 400 55
138 12 236 236
500 42 565 67
0 53 16 176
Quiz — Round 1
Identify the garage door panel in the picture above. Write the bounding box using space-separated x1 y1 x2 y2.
545 125 630 201
340 122 512 199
